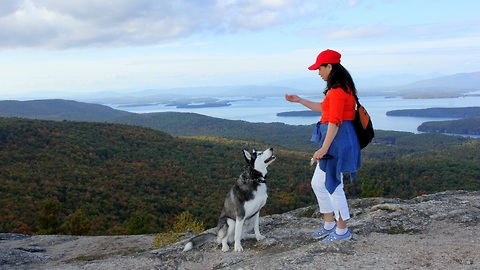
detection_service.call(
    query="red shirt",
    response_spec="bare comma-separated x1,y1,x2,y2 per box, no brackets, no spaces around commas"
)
320,87,356,125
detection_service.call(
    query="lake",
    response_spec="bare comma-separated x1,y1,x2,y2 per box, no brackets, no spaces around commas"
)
108,95,480,135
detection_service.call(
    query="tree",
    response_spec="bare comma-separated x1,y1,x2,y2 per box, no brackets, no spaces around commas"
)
66,209,92,235
36,197,64,234
126,210,154,235
360,175,384,198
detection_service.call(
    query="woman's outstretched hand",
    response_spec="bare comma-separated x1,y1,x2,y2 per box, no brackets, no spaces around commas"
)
285,94,301,103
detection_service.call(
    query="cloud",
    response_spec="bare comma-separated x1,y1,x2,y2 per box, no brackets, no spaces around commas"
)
326,25,388,40
301,18,480,43
0,0,19,17
227,0,321,31
0,0,320,49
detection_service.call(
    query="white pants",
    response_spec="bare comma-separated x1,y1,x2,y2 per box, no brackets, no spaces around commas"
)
311,165,350,221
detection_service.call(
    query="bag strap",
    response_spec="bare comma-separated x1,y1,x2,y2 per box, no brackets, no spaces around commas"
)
353,93,362,108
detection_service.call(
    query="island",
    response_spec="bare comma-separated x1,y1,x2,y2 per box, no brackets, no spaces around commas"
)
166,100,231,108
277,110,321,117
418,118,480,136
386,107,480,135
386,107,480,118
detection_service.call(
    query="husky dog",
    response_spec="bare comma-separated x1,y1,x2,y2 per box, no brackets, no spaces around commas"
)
183,148,276,252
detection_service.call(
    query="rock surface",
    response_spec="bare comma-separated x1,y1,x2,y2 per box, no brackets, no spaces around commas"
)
1,190,479,270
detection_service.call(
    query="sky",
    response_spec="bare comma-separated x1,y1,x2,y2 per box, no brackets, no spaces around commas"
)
0,0,479,98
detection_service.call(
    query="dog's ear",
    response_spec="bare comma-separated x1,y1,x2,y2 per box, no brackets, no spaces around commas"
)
243,149,251,162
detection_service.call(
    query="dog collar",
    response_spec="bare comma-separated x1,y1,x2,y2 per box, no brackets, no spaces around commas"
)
243,166,267,183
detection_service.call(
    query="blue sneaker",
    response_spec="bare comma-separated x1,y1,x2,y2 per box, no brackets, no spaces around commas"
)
322,228,352,242
311,225,336,239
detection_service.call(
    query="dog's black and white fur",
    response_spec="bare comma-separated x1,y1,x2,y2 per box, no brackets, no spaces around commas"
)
183,148,276,252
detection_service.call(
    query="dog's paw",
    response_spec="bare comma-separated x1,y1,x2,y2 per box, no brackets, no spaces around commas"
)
256,235,266,241
234,244,244,252
221,245,229,252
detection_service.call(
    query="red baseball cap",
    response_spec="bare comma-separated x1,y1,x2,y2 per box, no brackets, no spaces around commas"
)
308,49,341,70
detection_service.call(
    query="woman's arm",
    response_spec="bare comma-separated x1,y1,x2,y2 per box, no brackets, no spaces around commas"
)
285,94,323,113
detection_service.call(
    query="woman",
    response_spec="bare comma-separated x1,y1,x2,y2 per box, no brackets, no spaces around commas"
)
285,49,360,242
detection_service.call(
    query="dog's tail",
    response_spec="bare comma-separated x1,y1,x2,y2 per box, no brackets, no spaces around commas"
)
183,232,217,252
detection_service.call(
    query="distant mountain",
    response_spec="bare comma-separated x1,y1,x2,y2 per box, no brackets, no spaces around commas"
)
403,72,480,90
0,99,132,121
355,73,444,89
2,71,479,103
266,71,480,97
5,72,476,106
221,85,300,97
374,72,480,97
88,71,479,103
266,73,444,93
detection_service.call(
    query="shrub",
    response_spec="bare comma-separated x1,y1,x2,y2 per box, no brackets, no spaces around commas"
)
152,211,205,248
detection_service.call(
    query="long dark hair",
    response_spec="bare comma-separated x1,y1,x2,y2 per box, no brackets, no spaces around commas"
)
322,63,357,96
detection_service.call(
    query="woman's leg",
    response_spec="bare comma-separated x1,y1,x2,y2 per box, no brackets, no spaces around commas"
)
310,165,336,238
311,165,333,216
322,175,352,241
329,174,350,228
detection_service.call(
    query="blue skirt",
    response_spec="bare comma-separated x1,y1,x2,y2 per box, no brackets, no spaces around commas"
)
311,121,361,194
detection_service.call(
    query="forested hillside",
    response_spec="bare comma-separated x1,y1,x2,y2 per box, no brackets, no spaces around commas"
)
1,117,479,236
0,118,314,235
112,111,318,152
418,118,480,135
0,99,132,121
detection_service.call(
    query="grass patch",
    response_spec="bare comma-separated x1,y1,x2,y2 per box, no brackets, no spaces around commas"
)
387,226,420,235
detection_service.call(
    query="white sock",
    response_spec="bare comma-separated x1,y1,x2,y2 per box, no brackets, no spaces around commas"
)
324,221,336,230
336,227,348,235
